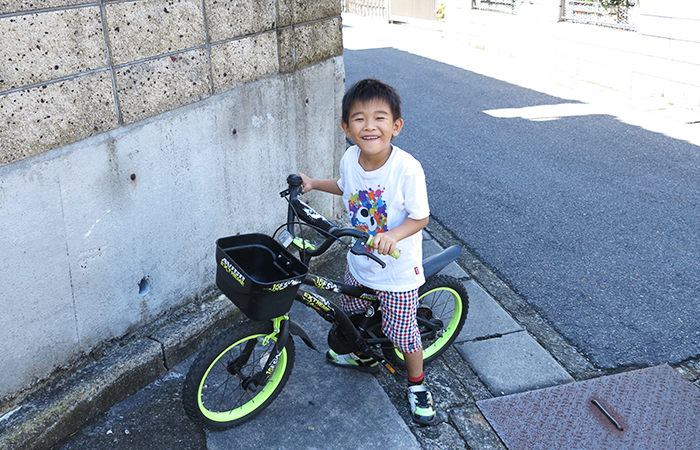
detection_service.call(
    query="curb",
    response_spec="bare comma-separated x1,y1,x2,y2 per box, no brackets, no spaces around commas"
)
0,295,242,450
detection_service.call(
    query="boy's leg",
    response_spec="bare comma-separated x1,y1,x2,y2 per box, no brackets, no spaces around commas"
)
379,290,437,425
404,349,423,380
326,267,380,373
338,267,372,314
404,348,435,425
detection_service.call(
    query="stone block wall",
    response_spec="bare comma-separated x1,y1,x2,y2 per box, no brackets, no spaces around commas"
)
0,0,346,404
0,0,343,165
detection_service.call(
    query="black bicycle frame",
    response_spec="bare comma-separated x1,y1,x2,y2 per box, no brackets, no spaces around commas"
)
294,273,441,350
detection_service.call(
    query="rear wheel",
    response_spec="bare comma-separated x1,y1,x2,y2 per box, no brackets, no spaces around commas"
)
387,275,468,365
182,321,295,430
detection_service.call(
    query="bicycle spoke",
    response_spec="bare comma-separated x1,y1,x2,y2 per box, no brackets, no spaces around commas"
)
184,323,295,429
203,339,276,413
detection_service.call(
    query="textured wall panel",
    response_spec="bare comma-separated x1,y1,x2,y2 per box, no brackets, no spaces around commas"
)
105,0,205,65
205,0,275,43
0,72,118,164
210,31,279,93
0,7,107,90
115,48,210,124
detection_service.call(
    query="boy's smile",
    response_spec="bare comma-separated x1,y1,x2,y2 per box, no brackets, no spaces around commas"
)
342,98,404,171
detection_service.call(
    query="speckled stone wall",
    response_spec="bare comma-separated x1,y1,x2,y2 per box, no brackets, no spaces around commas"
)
0,0,343,166
0,0,346,408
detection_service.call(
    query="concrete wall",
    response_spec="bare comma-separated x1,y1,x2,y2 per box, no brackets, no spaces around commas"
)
446,0,700,109
0,0,346,402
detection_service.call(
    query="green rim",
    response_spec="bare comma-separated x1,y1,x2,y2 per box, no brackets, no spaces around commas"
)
394,286,463,360
197,334,288,423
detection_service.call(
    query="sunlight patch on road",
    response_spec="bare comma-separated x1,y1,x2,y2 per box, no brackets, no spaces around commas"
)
483,103,604,121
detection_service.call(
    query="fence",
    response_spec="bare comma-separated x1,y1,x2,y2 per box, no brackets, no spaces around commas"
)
472,0,638,29
473,0,517,14
562,0,638,30
344,0,388,19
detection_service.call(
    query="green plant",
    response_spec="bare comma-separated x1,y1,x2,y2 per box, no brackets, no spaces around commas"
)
435,3,445,20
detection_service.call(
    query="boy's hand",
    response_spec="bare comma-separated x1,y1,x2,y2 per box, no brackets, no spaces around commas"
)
369,232,398,257
299,173,312,194
297,173,342,196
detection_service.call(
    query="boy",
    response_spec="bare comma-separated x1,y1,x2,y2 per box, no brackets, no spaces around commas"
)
299,78,435,425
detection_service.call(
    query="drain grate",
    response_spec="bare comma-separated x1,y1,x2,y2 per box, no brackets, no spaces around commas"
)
477,365,700,449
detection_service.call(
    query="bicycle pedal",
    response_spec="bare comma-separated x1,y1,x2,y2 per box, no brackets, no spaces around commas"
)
381,360,397,374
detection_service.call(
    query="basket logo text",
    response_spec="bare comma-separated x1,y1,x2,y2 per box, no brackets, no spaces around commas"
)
220,258,245,286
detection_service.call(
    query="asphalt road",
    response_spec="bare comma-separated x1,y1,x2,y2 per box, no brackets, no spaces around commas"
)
344,45,700,369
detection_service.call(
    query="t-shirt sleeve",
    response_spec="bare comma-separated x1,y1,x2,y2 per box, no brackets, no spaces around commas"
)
336,147,350,194
403,161,430,220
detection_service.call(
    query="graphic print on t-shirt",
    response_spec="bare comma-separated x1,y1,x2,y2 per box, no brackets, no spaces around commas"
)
348,186,388,235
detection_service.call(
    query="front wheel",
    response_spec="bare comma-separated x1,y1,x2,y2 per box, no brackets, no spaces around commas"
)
182,321,295,430
388,274,468,365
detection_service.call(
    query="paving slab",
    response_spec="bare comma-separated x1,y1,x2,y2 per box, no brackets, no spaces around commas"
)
205,301,420,450
458,279,524,342
456,331,574,396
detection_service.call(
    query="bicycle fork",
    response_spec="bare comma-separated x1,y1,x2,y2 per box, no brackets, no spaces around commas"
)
230,316,291,392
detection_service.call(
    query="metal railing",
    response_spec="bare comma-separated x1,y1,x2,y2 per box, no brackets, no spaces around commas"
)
562,0,638,30
343,0,388,20
472,0,639,30
473,0,517,14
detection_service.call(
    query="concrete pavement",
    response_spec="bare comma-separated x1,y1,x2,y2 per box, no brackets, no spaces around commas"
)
5,13,700,450
43,220,576,450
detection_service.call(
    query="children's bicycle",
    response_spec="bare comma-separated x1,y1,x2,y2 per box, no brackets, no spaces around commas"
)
181,174,469,430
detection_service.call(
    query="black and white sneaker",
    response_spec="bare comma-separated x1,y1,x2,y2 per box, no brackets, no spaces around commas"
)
407,382,437,425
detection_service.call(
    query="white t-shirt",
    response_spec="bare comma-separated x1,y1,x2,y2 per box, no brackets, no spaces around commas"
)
337,145,430,292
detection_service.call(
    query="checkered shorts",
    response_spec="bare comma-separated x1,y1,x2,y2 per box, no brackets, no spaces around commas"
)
340,268,422,354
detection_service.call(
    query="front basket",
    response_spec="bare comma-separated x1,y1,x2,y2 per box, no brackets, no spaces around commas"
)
215,233,308,321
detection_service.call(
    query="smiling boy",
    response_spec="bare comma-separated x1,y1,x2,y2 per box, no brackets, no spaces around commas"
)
299,79,435,425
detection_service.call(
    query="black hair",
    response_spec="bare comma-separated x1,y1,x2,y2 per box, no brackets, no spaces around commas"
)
341,79,402,124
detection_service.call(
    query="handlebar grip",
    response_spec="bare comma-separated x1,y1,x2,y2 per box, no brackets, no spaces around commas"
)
287,173,303,188
365,235,401,259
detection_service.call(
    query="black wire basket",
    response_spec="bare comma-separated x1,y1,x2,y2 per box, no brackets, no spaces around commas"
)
216,233,308,321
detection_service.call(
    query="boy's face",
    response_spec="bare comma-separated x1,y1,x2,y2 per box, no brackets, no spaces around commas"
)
341,98,404,164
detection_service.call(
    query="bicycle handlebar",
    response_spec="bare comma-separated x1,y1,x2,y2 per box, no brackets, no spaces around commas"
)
281,174,386,268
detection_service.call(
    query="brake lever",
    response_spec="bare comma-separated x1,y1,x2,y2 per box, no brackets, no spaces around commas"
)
350,239,386,269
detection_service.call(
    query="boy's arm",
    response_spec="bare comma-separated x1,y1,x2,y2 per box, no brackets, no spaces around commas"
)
299,173,342,195
371,217,429,256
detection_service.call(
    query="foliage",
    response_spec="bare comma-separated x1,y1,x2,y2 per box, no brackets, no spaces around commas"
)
435,3,445,20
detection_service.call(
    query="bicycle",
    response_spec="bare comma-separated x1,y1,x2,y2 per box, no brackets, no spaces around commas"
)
182,174,469,430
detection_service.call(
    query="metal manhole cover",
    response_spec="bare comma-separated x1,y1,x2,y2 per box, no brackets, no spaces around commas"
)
477,365,700,449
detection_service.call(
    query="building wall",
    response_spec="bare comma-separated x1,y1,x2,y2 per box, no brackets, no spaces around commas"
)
0,0,346,402
446,0,700,109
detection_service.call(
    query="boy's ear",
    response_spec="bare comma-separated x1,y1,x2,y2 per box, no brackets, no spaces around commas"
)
392,118,404,136
341,121,350,135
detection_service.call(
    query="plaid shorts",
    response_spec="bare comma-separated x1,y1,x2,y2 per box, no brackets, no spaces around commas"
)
340,268,422,354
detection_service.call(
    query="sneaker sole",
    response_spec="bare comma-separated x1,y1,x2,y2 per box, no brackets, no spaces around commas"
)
412,412,437,426
326,354,381,374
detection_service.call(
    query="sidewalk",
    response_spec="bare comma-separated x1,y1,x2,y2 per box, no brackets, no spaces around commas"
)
46,222,576,450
